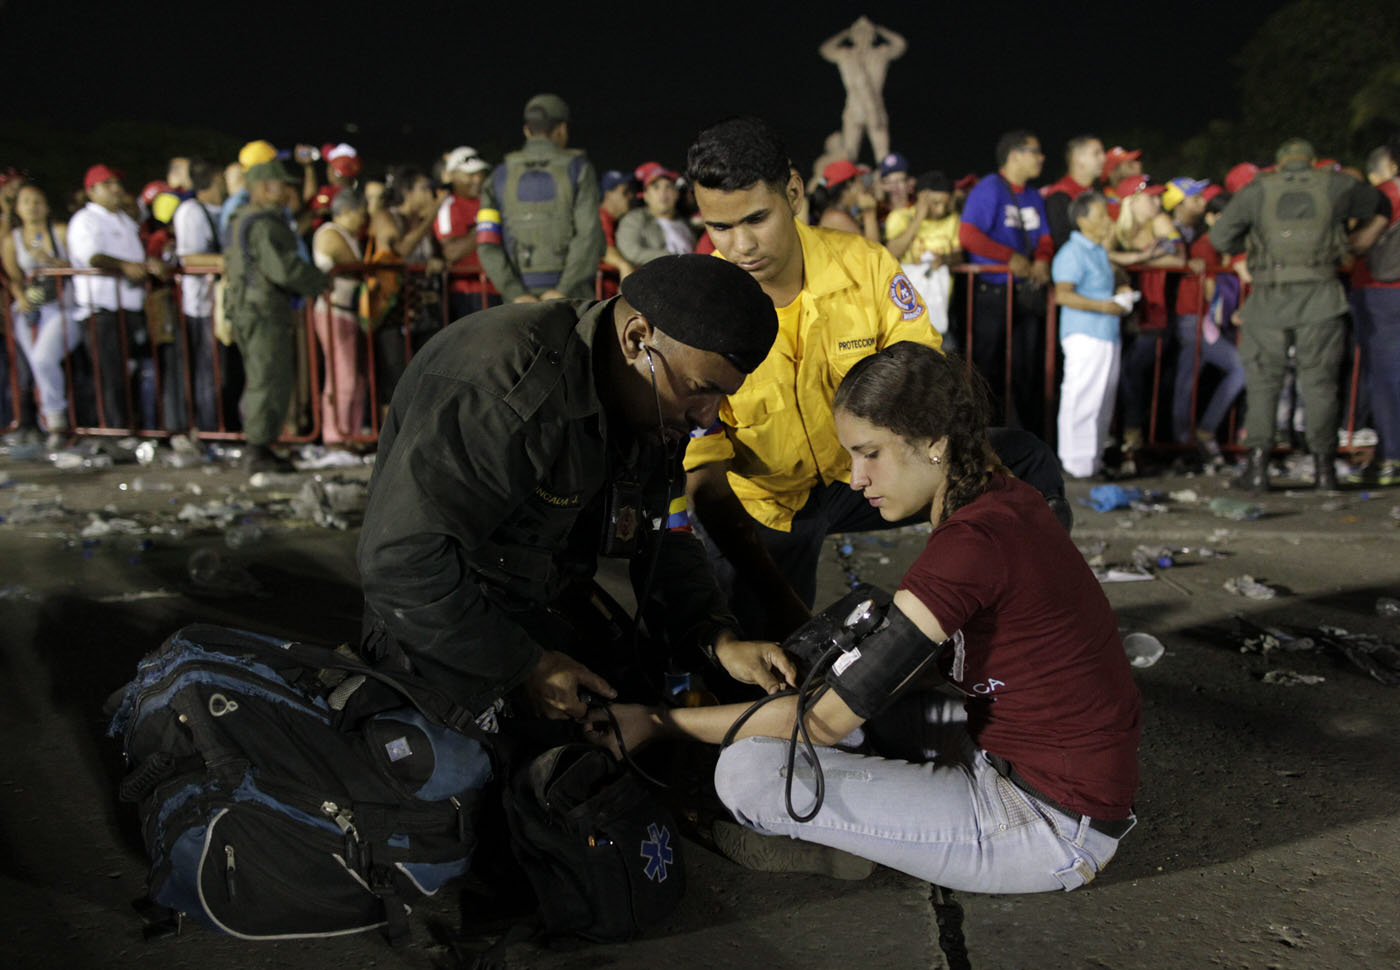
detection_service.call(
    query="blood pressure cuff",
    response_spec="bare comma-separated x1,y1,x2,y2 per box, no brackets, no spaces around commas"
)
824,603,942,722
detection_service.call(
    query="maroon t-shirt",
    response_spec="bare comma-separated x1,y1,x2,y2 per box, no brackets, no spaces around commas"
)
899,474,1141,819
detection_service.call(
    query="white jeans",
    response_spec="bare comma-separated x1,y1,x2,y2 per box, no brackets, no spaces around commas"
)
1057,333,1121,478
714,694,1132,894
11,301,84,424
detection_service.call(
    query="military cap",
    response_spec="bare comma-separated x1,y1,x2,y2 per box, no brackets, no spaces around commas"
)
524,93,571,127
1275,138,1316,165
621,254,777,374
245,160,300,186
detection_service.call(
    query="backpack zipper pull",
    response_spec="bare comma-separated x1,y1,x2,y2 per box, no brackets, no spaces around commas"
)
451,796,465,842
322,801,362,871
223,844,237,900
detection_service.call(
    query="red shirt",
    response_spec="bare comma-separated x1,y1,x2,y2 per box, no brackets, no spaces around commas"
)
1039,174,1092,201
435,193,484,294
600,205,620,248
899,475,1141,819
1175,234,1221,316
1352,179,1400,290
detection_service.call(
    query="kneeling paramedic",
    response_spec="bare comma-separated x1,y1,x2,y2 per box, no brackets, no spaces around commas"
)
358,254,797,731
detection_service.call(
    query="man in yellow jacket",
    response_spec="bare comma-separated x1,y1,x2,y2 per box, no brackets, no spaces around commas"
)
684,117,1066,640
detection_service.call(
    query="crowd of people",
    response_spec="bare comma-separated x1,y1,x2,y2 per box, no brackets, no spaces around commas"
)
2,97,1398,486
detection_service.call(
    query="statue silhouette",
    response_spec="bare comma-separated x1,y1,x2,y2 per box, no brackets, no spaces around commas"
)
820,16,906,163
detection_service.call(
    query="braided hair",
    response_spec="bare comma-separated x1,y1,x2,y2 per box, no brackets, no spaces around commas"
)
833,342,996,524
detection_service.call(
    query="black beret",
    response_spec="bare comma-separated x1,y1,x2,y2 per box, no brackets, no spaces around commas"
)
620,254,777,374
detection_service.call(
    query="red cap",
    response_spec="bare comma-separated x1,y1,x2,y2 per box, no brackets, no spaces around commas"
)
0,167,24,187
1224,162,1259,194
1114,175,1164,199
84,164,124,192
325,143,361,178
954,173,979,192
140,180,171,207
822,159,866,188
1102,146,1142,181
634,161,679,189
1201,184,1224,203
1314,157,1341,171
329,155,361,178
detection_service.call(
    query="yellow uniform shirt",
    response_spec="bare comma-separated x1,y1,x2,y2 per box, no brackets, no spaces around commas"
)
684,219,942,530
884,209,961,263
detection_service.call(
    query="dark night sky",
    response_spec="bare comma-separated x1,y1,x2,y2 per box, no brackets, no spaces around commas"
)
5,0,1293,182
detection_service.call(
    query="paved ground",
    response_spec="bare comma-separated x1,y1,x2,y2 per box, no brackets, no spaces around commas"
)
1,447,1398,969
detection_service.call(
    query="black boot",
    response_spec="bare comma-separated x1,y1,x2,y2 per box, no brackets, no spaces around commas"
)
1314,452,1338,491
1233,446,1270,493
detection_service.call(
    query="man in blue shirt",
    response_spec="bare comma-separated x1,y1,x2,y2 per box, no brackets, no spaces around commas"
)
1052,193,1136,478
957,130,1055,434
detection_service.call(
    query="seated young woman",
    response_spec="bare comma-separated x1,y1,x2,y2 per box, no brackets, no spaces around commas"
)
592,341,1140,893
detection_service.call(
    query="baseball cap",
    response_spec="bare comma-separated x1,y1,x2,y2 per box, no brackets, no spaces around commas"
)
635,161,679,188
1201,184,1224,203
325,143,361,178
84,164,124,192
245,160,299,186
1102,146,1142,181
1224,162,1260,194
822,159,867,189
600,170,630,194
238,140,278,170
524,93,570,127
444,146,490,176
1161,176,1209,211
878,152,911,178
1114,175,1164,199
139,180,171,207
954,173,980,192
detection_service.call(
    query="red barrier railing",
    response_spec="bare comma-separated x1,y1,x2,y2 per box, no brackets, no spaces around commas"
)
0,260,1376,457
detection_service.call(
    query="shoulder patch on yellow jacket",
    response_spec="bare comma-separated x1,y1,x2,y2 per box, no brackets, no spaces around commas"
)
888,272,925,320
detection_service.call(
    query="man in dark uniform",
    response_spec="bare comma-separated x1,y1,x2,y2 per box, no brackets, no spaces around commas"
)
476,93,605,304
358,255,792,725
223,160,328,472
1210,138,1390,492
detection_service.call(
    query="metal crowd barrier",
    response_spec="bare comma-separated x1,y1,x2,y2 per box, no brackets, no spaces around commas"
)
947,262,1370,456
0,260,1378,457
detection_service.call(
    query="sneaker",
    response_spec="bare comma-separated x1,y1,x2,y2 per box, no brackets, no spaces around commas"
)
710,820,876,880
1379,461,1400,487
1195,432,1224,466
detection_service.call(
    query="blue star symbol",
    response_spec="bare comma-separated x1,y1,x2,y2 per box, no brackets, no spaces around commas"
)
640,822,673,883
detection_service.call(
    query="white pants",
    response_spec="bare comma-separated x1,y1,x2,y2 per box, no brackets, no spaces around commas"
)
1057,333,1121,478
902,262,951,335
11,301,84,426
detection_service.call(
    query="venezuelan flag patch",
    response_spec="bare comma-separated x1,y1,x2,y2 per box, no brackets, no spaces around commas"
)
476,207,503,245
665,495,692,533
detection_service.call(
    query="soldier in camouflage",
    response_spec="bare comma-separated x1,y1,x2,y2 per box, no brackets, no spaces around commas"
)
223,161,329,472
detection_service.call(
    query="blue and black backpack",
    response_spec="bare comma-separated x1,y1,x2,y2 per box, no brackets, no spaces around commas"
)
105,624,494,944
